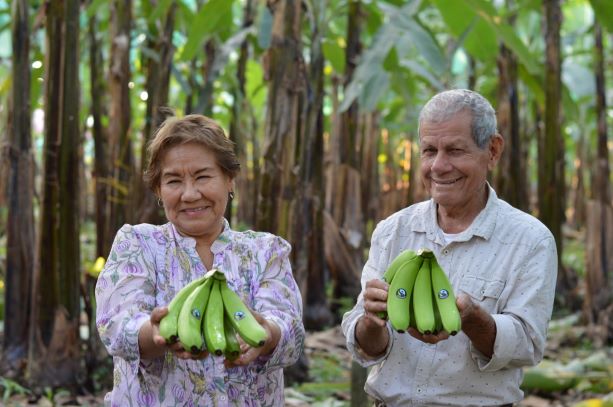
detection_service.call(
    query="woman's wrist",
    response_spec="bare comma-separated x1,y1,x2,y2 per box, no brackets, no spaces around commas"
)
262,319,281,356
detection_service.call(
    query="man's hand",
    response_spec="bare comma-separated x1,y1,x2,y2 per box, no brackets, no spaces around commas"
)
407,327,450,344
455,293,496,358
354,279,391,358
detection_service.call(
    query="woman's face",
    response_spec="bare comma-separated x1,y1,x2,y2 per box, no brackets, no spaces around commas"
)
158,142,233,244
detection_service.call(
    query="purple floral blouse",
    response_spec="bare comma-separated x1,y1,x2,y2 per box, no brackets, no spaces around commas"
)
95,220,305,407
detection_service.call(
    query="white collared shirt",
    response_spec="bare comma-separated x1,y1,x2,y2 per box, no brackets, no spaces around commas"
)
341,186,557,406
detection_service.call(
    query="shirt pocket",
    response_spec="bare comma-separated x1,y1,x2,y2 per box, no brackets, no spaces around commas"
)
458,275,505,312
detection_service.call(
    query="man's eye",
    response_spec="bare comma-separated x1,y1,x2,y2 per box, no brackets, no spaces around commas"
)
167,179,180,184
197,175,211,180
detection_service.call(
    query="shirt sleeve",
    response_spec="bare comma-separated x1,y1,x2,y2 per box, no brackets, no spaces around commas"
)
252,236,305,373
341,223,395,367
472,235,558,371
95,224,158,377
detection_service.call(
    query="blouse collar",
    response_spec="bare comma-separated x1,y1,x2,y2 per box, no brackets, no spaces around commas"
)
167,218,233,253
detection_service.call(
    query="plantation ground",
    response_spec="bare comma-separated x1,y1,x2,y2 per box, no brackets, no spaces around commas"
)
1,321,611,406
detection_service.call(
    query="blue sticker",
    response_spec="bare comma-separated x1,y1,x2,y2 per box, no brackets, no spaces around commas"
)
438,289,449,299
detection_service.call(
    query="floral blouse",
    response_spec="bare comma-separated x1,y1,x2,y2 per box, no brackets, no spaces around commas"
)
95,220,305,407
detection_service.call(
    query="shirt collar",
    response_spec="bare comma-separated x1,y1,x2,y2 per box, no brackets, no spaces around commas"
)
413,183,499,243
167,218,233,252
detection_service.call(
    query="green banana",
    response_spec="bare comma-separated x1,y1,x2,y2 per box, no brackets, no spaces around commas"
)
223,314,241,361
378,249,419,320
433,298,443,334
412,257,436,334
177,278,214,353
430,258,462,335
159,274,209,343
219,282,268,348
386,255,424,332
209,268,227,282
203,279,227,356
382,249,419,283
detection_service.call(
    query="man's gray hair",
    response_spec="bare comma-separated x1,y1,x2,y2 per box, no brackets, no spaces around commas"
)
418,89,498,148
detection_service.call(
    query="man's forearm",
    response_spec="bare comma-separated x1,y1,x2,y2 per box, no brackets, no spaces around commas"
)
355,316,390,358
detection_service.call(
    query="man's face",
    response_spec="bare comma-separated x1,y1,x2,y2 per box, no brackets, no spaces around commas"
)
419,111,501,214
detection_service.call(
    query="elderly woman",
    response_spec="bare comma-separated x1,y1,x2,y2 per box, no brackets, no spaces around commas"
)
96,114,304,406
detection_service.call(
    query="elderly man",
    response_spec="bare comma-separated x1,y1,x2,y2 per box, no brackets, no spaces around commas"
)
342,89,557,406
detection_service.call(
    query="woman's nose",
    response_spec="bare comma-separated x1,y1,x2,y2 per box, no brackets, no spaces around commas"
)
181,181,201,201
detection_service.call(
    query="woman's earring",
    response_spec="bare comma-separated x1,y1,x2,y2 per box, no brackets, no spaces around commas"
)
229,191,235,200
157,198,163,207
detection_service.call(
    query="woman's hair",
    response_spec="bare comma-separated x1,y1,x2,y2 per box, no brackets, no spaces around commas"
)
143,114,240,191
418,89,498,148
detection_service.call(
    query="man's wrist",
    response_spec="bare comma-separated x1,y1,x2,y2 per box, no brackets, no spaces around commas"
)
355,315,389,358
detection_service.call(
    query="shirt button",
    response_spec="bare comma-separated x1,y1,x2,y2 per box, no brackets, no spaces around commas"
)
220,395,227,401
417,388,422,393
443,249,449,255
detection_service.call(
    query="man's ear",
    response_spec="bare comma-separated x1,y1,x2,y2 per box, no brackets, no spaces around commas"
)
487,134,504,170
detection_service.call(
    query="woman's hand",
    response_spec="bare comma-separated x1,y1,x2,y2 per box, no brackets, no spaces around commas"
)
141,306,210,360
224,310,280,368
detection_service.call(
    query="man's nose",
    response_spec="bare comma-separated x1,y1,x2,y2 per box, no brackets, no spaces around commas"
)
431,152,450,172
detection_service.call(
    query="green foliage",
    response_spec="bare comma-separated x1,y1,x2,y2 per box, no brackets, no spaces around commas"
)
293,350,350,402
0,377,31,402
180,0,235,61
590,0,613,32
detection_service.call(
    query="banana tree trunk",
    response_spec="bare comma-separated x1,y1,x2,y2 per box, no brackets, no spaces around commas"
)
228,0,255,226
256,0,302,237
495,41,527,211
593,23,611,205
294,0,333,331
107,0,134,248
326,0,363,307
584,22,612,344
28,0,82,389
138,1,176,225
3,0,34,375
88,6,110,257
540,0,572,303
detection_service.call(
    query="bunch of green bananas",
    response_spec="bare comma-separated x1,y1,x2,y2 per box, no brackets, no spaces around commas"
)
158,269,268,359
382,249,462,335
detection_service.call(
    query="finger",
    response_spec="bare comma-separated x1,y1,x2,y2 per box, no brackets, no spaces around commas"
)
364,287,388,304
250,309,265,324
366,279,389,291
455,292,472,311
232,347,259,366
362,311,387,328
363,298,387,314
150,307,169,323
153,334,167,347
456,293,478,320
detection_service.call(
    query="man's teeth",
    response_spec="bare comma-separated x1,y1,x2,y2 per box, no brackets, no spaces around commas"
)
435,179,458,184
